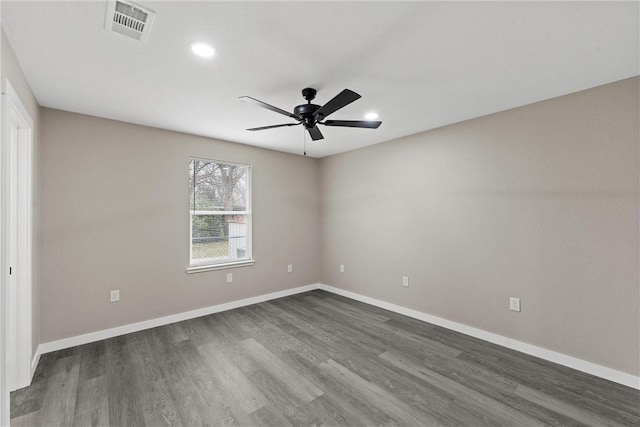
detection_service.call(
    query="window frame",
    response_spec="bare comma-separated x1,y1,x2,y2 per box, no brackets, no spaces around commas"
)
186,156,254,273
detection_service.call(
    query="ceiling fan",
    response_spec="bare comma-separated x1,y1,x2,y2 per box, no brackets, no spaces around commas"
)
239,88,381,141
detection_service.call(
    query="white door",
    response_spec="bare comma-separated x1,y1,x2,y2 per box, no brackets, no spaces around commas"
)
1,80,34,398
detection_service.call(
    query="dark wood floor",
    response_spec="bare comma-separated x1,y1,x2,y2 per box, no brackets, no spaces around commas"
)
10,290,640,426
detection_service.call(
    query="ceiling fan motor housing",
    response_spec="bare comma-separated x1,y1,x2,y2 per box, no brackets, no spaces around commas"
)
293,103,321,128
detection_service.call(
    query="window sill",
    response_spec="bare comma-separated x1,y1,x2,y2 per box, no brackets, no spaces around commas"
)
186,259,255,274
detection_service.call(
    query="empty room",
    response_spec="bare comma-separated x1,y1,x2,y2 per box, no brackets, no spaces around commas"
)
1,1,638,426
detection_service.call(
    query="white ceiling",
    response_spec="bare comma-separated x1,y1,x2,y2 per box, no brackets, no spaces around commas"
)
2,1,638,158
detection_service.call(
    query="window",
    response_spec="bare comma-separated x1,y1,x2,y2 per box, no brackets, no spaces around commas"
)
188,158,253,272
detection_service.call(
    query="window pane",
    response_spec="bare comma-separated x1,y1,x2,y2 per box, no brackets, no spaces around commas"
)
191,214,248,264
190,160,248,211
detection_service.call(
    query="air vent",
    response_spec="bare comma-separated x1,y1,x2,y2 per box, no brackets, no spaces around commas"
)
105,0,155,44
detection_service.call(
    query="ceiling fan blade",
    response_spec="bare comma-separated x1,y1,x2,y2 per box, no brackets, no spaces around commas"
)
322,120,382,129
239,96,296,118
247,123,300,131
307,125,324,141
313,89,361,120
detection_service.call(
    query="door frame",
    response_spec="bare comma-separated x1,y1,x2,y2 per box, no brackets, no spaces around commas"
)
1,78,34,399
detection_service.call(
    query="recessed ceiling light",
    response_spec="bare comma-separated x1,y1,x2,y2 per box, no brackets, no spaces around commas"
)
365,112,379,120
190,42,214,58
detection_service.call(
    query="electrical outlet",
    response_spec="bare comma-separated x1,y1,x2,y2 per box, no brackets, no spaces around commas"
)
402,276,409,287
340,264,345,273
510,297,521,312
227,273,233,283
110,290,120,303
287,264,293,273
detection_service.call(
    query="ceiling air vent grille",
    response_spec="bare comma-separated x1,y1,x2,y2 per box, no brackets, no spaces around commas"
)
105,0,156,44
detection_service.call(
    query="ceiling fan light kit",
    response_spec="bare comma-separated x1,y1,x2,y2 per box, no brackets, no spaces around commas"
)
239,87,382,144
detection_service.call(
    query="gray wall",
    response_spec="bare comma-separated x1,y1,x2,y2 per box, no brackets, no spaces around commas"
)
320,77,640,376
1,28,41,359
40,109,320,342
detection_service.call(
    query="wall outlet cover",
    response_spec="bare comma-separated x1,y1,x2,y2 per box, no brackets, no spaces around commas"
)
110,290,120,303
510,297,521,312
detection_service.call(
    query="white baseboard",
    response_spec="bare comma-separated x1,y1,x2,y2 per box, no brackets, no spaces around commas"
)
30,346,41,381
317,284,640,390
39,283,319,355
36,282,639,391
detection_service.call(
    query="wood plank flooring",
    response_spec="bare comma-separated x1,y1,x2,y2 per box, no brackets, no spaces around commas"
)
10,290,640,426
